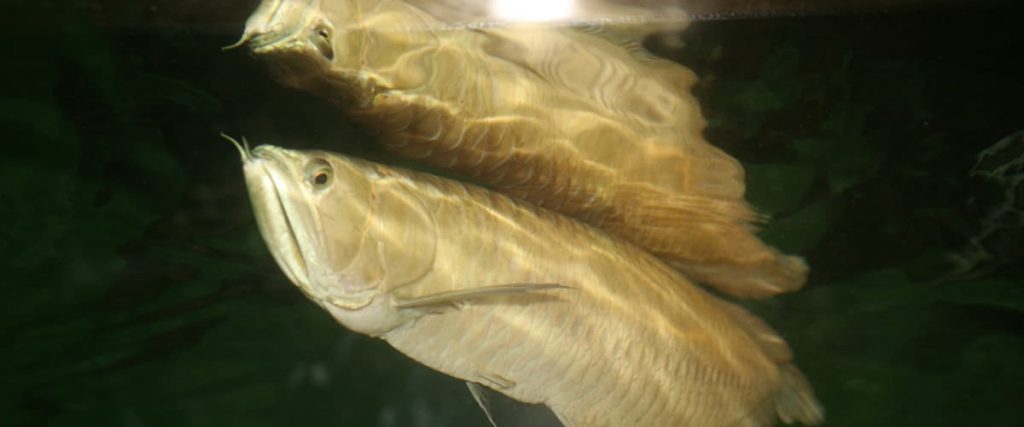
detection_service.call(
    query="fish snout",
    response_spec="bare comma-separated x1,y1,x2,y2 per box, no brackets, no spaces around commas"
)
251,144,293,162
232,0,334,60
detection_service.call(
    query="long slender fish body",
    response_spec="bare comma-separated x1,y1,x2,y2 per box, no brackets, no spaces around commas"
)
235,142,823,426
232,0,808,299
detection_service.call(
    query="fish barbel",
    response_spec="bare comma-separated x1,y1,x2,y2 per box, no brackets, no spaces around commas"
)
231,138,823,426
230,0,808,299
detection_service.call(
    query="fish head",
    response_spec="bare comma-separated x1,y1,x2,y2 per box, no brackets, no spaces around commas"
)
232,140,380,311
229,0,351,86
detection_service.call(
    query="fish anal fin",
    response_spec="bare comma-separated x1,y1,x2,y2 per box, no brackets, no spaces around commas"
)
553,410,579,427
717,300,793,363
393,283,567,310
775,364,825,425
719,302,825,425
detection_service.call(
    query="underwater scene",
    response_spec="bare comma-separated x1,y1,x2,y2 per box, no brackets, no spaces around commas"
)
2,0,1021,426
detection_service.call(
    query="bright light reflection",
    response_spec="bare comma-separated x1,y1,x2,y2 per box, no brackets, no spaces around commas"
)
491,0,576,23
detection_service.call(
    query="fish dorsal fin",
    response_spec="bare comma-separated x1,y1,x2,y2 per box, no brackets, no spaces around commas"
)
613,183,760,226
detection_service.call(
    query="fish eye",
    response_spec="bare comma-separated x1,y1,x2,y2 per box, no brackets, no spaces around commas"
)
311,24,334,61
306,159,334,190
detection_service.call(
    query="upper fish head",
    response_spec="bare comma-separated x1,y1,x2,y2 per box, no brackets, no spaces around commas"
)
231,140,380,311
229,0,348,85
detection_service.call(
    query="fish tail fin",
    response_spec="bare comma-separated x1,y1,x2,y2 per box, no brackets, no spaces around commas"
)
775,364,825,425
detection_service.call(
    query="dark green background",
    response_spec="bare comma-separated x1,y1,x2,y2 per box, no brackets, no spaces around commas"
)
2,1,1022,426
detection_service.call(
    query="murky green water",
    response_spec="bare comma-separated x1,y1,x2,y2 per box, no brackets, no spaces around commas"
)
2,1,1021,426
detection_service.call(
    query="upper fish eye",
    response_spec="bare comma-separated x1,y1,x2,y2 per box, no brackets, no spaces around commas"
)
306,159,333,189
316,27,330,40
311,24,334,60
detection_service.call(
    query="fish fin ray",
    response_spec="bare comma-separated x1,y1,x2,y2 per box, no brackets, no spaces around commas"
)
553,410,579,427
718,301,824,425
612,184,761,226
393,283,566,309
717,300,793,362
775,364,825,425
607,184,809,299
670,254,808,299
466,382,498,427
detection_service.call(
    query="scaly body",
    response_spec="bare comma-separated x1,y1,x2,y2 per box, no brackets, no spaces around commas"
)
236,142,823,426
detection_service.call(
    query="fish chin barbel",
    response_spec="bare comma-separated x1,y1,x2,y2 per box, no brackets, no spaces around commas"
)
230,0,809,299
228,137,823,426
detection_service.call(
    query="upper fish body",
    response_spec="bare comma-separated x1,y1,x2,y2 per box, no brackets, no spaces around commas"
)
232,0,809,299
237,142,823,426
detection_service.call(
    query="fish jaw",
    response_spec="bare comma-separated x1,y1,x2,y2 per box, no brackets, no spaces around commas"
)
242,150,312,293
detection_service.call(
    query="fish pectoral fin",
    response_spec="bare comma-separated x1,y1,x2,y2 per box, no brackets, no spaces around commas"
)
393,283,567,310
466,382,498,427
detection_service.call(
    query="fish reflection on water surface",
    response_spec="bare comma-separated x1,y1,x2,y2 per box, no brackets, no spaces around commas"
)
230,138,823,426
230,0,809,300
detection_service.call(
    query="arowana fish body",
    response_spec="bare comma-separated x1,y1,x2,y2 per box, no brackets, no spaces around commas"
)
234,140,823,426
231,0,808,299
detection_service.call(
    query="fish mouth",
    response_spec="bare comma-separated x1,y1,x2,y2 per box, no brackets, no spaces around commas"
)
242,144,313,292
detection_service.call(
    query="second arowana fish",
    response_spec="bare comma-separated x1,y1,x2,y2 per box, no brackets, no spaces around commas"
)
229,0,809,299
232,139,823,426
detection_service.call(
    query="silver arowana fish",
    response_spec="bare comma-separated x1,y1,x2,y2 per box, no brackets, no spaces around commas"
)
230,0,809,299
232,139,824,426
